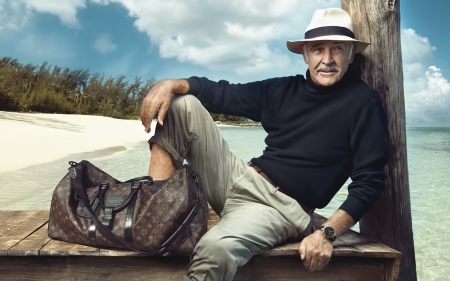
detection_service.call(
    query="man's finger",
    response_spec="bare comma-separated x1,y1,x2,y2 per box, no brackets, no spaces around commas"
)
157,101,169,126
302,252,311,269
144,107,156,133
298,241,306,260
316,259,323,271
323,254,332,268
145,118,152,133
140,105,148,126
308,257,318,272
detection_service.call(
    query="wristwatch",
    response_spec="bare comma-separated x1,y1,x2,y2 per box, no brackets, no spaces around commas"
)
320,225,337,242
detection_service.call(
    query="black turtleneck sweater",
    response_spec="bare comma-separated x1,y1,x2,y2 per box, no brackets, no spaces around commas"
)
186,70,389,222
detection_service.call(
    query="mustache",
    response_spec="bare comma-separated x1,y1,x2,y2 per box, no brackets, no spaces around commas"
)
315,65,339,74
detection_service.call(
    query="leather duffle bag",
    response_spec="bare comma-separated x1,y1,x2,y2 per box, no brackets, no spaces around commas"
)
48,160,208,255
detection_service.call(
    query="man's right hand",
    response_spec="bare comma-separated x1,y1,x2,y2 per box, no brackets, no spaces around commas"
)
140,79,189,133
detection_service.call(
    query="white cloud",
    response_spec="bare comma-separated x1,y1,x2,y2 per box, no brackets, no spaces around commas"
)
0,0,86,30
96,0,339,77
89,0,109,5
1,0,338,79
401,29,450,127
0,0,33,31
93,33,117,54
405,66,450,127
401,28,436,64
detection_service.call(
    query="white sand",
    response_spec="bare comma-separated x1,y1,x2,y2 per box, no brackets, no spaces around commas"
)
0,111,156,173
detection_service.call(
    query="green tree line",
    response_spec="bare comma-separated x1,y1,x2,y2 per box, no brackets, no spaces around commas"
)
0,57,156,118
0,57,246,122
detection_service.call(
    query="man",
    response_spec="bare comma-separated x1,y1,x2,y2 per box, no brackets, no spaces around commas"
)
140,8,388,281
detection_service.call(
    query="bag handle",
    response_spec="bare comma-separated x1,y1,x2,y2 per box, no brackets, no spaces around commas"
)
69,161,202,255
125,176,154,183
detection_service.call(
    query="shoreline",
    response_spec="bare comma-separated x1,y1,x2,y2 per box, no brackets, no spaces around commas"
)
215,121,262,127
0,111,156,173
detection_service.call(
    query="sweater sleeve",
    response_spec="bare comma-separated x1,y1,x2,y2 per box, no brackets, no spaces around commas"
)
339,96,389,222
186,76,265,122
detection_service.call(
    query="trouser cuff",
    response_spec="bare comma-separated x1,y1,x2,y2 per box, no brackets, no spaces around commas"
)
148,134,185,168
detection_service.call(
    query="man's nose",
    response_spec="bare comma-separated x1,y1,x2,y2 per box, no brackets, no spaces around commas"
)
321,49,334,65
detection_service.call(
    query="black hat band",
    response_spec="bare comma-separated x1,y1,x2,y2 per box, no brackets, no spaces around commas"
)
305,26,355,39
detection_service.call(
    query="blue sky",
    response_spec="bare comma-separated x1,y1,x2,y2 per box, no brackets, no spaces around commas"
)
0,0,449,127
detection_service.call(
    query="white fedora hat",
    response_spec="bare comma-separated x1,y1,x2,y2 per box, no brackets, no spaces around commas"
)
286,8,370,54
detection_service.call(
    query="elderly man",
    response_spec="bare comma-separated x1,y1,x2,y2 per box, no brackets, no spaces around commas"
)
140,8,388,281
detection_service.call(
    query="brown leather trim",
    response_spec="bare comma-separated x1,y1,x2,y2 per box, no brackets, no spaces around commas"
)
249,163,315,214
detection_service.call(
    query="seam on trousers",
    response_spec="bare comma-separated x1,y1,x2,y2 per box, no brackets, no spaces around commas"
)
243,167,311,237
193,131,227,213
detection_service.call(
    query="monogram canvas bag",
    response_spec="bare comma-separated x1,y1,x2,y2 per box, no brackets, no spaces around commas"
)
48,160,208,255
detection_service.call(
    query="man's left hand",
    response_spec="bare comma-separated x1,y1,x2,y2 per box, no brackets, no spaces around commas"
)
298,230,333,272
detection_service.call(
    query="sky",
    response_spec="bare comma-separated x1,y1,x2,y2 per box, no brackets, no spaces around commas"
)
0,0,449,127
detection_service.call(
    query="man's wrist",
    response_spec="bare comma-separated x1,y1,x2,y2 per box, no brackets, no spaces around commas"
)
163,79,189,95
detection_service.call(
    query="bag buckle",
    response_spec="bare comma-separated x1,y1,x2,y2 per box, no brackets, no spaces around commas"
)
69,167,77,179
102,208,114,229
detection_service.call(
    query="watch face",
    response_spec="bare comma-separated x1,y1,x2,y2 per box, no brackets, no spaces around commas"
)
323,226,335,238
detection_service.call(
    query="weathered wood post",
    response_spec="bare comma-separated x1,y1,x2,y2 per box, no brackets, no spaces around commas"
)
341,0,417,280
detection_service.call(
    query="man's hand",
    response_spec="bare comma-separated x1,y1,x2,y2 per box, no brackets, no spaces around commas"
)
298,230,333,272
140,79,189,133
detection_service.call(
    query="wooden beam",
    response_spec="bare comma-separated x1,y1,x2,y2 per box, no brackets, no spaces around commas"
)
340,1,417,280
0,256,397,280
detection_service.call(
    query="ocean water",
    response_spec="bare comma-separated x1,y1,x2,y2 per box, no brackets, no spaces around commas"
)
0,126,449,280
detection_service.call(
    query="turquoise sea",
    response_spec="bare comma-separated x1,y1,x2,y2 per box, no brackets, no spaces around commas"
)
0,126,449,280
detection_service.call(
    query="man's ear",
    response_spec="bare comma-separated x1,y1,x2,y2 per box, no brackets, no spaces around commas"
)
299,44,309,64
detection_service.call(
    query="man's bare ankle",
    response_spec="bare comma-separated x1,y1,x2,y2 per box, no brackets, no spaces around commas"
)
148,144,176,180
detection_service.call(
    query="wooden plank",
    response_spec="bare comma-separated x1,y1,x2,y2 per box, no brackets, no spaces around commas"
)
40,239,101,256
0,210,20,221
100,248,143,257
68,243,100,256
257,211,399,258
0,255,390,280
8,223,51,256
0,210,38,236
236,256,386,281
265,234,365,257
40,239,79,256
338,231,401,259
0,210,49,255
0,256,189,280
0,210,399,280
2,210,400,259
385,258,401,281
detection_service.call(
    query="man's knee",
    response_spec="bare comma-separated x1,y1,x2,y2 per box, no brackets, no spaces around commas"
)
169,95,204,117
195,233,227,257
194,231,250,265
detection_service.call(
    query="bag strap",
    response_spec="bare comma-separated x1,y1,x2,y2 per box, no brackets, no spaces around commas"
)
124,176,154,183
69,161,202,255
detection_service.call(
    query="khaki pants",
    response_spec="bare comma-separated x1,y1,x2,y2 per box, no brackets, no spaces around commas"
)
149,95,314,281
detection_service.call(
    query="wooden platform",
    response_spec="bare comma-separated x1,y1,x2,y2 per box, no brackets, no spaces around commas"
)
0,210,401,280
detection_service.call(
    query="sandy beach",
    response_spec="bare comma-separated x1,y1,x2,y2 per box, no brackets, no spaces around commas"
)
0,111,239,174
0,111,157,173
